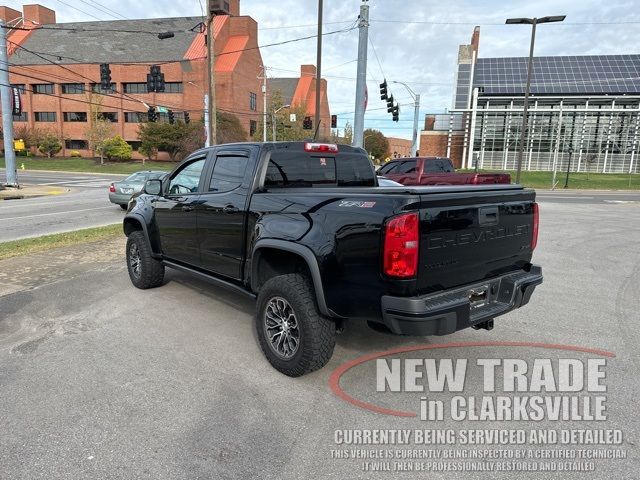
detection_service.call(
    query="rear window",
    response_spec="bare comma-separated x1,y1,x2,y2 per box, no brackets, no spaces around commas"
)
126,172,151,182
265,152,375,188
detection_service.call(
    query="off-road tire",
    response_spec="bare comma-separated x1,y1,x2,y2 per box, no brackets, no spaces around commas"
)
256,273,336,377
126,231,164,289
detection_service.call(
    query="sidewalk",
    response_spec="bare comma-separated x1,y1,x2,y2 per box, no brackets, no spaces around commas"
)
0,184,69,200
0,235,125,297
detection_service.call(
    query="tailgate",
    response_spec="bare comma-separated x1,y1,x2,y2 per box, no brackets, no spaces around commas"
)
417,187,536,293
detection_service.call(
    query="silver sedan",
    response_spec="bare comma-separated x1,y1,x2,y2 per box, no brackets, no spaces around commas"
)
108,171,167,209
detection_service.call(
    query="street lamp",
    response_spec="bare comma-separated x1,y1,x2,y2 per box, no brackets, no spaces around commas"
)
188,81,210,147
391,81,421,157
506,15,566,184
564,145,574,189
272,104,291,141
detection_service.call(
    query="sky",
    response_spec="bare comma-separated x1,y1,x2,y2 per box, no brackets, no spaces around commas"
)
6,0,640,139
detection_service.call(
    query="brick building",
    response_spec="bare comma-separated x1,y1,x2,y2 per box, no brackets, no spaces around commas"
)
268,65,331,139
2,2,266,159
386,137,412,158
419,115,465,168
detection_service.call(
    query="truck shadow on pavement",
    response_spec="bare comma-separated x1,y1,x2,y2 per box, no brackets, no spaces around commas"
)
162,268,441,358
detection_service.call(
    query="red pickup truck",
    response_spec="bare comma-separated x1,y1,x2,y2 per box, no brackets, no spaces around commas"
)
377,157,511,186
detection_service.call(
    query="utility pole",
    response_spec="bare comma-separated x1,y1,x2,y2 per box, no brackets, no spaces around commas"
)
411,94,420,156
261,67,268,141
206,13,217,146
352,0,369,148
0,21,17,186
204,94,210,147
314,0,323,136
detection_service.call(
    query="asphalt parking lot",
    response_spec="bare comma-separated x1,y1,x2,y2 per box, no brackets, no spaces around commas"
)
0,198,639,479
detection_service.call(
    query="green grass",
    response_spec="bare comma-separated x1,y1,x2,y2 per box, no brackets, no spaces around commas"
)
0,157,175,174
0,224,121,261
461,170,640,190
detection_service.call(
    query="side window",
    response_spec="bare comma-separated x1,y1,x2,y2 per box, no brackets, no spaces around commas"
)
209,155,248,193
168,158,206,195
397,161,417,174
424,159,455,173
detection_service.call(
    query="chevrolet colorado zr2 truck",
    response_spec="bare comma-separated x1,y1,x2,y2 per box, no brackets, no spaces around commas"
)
123,142,542,377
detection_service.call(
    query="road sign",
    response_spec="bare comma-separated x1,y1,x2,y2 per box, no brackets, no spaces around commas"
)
156,106,168,114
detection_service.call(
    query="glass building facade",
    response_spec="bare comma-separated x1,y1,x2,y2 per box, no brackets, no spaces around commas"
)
447,48,640,173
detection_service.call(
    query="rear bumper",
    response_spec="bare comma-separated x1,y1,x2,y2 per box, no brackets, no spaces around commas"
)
109,192,132,205
380,265,543,336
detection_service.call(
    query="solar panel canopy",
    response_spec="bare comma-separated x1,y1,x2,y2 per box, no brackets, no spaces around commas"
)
473,55,640,95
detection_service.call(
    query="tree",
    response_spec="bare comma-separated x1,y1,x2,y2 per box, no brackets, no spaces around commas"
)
343,121,353,145
37,133,63,158
86,119,114,165
84,91,114,165
250,90,310,142
13,125,47,151
216,111,247,144
138,120,206,162
102,135,133,161
363,128,390,161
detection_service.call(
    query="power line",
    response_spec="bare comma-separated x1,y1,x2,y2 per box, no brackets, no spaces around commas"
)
368,34,386,80
260,20,354,30
370,19,640,26
75,0,126,21
178,21,359,63
3,24,180,35
82,0,129,20
6,61,193,114
267,65,451,87
9,41,159,107
54,0,104,22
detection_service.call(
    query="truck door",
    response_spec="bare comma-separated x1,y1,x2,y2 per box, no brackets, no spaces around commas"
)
197,148,254,279
154,156,207,265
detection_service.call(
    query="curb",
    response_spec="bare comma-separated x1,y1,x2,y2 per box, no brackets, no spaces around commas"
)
11,169,129,177
0,185,68,200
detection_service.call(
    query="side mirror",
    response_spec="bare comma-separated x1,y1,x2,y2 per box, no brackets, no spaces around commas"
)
144,179,162,195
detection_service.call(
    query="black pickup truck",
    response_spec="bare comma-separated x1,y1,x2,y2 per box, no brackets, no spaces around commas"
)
123,142,542,376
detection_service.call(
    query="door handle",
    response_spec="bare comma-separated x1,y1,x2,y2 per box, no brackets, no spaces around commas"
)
223,204,239,214
182,205,194,212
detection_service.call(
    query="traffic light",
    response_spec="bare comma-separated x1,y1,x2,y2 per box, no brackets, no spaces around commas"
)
147,106,157,122
168,110,175,124
392,105,399,122
156,72,165,93
184,112,190,124
147,65,165,93
146,73,155,93
99,63,111,90
379,80,388,101
330,114,337,128
303,116,313,130
386,94,394,113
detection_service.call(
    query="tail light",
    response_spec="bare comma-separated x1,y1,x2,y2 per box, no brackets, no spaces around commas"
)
531,202,539,251
109,183,116,193
383,212,419,278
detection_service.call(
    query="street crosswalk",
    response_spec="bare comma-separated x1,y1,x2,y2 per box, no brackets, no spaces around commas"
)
37,178,114,188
